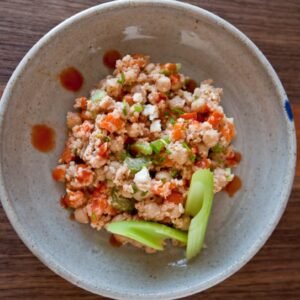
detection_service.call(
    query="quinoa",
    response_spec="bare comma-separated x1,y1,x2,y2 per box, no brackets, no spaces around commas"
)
53,54,240,251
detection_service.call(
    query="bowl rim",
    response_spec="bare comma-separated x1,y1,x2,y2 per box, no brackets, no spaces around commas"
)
0,0,296,299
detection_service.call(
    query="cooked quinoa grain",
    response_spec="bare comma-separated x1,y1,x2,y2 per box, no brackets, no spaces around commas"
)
53,54,240,251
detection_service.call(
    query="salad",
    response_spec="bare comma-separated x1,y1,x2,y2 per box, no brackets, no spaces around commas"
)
52,54,240,259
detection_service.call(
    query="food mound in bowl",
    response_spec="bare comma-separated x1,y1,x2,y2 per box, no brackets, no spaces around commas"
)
52,54,240,259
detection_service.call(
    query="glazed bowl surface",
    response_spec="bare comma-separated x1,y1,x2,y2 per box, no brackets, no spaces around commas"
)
0,0,296,299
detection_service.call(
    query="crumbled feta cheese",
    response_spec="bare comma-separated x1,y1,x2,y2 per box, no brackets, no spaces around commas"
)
142,104,159,120
167,142,189,165
134,167,151,192
133,92,144,103
169,95,185,109
150,120,162,132
156,76,171,93
191,97,206,112
203,129,219,148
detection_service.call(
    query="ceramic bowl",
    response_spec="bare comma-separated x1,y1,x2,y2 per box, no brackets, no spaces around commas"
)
0,0,296,299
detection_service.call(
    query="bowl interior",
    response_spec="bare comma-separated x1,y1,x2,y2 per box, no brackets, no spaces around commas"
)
0,1,295,299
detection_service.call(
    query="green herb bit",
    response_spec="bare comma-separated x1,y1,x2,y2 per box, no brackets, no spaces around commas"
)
172,107,185,116
141,191,148,197
120,151,130,161
170,169,179,178
103,136,111,142
181,141,191,150
162,136,171,144
152,155,166,165
133,104,143,113
91,212,97,222
160,70,170,76
166,148,172,155
211,143,224,154
122,100,128,116
176,63,182,72
189,154,196,163
132,183,138,193
117,72,126,85
169,117,176,125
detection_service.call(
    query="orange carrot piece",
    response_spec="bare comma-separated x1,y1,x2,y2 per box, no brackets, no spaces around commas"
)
171,123,185,141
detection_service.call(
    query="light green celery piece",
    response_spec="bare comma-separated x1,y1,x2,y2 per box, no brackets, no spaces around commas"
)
91,89,106,103
107,221,188,250
185,169,214,260
131,141,153,156
185,169,212,216
150,139,165,154
133,104,143,113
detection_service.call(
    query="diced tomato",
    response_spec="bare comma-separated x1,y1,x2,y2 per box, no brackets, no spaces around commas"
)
76,165,93,185
170,74,181,90
208,111,224,128
166,192,184,204
196,158,211,169
92,183,108,196
52,165,66,182
226,151,242,166
98,142,109,158
181,112,198,120
185,79,197,93
157,92,168,102
91,194,117,216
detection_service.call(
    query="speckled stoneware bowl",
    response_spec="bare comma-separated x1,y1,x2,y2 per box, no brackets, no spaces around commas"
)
0,0,296,299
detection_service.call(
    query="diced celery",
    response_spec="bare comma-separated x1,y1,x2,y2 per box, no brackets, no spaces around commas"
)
111,190,135,212
150,139,165,154
133,104,143,113
185,169,214,260
131,141,153,156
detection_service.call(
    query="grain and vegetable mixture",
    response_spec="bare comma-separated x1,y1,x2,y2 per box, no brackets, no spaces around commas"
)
52,54,240,257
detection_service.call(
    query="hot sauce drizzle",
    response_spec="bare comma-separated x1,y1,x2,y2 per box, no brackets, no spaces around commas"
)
224,175,242,197
31,124,55,152
59,67,84,92
103,50,121,69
